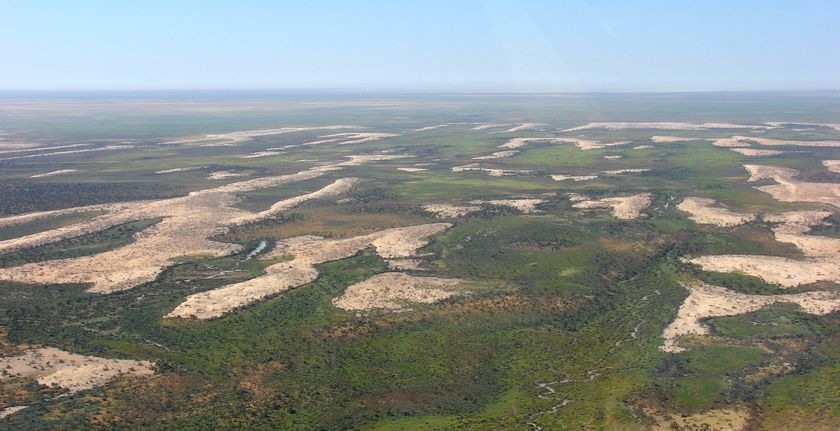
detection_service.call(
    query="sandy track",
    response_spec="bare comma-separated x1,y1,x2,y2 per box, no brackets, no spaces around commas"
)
166,223,451,319
573,193,651,220
563,122,770,132
0,156,404,293
660,282,840,352
677,197,755,227
0,143,91,155
0,347,154,393
744,164,840,208
332,272,465,311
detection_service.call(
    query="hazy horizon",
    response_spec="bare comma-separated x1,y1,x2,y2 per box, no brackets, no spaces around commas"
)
3,1,839,92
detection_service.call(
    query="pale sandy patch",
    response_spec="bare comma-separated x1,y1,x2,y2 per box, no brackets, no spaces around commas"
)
423,204,481,218
155,166,205,174
414,124,449,132
166,223,451,319
451,164,531,177
573,193,652,220
499,123,546,133
471,123,510,130
730,148,783,156
160,125,361,146
207,171,244,180
0,143,91,155
765,121,840,131
603,155,622,160
386,259,425,270
474,199,546,213
564,122,770,132
241,151,282,159
712,138,752,148
650,135,700,143
744,164,840,208
550,175,598,182
684,209,840,287
0,145,133,162
642,404,751,430
660,281,840,352
0,156,404,293
683,255,840,287
677,197,755,227
30,169,78,178
732,135,840,148
823,160,840,173
397,167,428,172
231,178,358,224
0,347,154,393
473,150,519,160
601,168,649,174
567,193,589,202
764,210,840,258
633,145,653,150
332,272,464,311
0,406,29,418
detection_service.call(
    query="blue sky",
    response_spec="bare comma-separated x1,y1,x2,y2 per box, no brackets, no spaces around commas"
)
2,1,838,91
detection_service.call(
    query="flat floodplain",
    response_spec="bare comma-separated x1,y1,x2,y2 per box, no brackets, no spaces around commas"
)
0,92,839,430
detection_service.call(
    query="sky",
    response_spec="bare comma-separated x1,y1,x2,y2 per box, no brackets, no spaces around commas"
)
2,0,839,92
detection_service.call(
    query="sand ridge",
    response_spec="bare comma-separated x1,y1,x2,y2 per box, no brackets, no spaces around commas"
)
332,272,465,311
677,197,755,227
563,122,771,132
0,347,154,393
30,169,79,178
166,223,452,319
573,193,652,219
660,282,840,352
0,156,405,293
730,148,783,156
160,126,361,146
683,210,840,287
744,164,840,208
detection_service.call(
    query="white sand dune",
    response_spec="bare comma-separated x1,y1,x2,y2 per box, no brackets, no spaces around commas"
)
677,197,755,227
30,169,78,178
564,122,770,132
0,347,154,393
333,272,465,311
660,282,840,352
167,223,451,319
0,156,405,293
573,193,652,220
